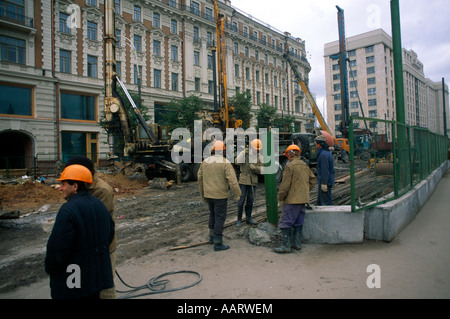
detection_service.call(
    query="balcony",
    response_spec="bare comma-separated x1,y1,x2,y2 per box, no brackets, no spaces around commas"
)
0,7,35,33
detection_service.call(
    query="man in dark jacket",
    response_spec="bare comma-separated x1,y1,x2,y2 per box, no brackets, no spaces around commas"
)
315,135,335,206
45,164,115,299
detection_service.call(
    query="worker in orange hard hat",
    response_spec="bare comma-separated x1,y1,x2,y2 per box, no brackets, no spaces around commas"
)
275,144,315,254
198,140,241,251
45,164,115,299
64,156,117,299
235,139,264,226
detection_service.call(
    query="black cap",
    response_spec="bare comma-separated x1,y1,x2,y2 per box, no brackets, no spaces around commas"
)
65,156,95,174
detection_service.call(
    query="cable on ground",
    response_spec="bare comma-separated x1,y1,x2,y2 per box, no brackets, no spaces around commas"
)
115,269,202,299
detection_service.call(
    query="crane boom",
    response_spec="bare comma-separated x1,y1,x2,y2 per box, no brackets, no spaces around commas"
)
283,53,331,133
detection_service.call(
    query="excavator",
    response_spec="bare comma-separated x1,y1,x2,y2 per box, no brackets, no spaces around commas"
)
103,0,179,182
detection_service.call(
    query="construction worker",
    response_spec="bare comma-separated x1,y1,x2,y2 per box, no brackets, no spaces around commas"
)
235,138,264,226
315,135,335,206
274,145,316,254
45,165,115,299
64,156,117,299
198,140,241,251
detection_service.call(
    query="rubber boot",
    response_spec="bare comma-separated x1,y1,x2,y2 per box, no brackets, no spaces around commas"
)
214,236,230,251
209,229,214,245
236,208,243,227
292,225,303,251
274,228,292,254
245,207,257,225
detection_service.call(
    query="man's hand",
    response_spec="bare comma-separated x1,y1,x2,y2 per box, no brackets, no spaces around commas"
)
321,184,328,192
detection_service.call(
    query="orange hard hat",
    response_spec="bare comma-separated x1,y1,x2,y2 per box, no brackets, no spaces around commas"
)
57,164,93,184
250,139,262,151
284,144,301,157
212,140,225,151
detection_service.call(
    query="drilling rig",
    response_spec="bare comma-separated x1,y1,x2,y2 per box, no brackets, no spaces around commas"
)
103,0,178,181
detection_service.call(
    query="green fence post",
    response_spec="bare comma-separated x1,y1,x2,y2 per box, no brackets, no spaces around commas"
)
264,130,278,226
349,118,356,212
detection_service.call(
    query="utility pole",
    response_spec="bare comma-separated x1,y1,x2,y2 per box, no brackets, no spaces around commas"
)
391,0,408,191
443,78,447,136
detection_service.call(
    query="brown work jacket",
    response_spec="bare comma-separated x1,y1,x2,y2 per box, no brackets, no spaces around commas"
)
198,154,241,200
278,157,316,205
88,174,116,253
235,148,264,186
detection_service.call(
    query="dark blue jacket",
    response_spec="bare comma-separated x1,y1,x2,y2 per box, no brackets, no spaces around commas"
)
45,191,114,299
317,148,335,187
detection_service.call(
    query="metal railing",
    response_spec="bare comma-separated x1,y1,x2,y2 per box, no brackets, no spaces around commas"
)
349,116,449,212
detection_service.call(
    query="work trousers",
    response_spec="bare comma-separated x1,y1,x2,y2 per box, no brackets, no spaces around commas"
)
206,198,228,237
237,184,255,213
278,204,306,229
317,185,333,206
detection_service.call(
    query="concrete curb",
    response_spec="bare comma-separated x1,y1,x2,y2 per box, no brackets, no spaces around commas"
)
302,160,449,244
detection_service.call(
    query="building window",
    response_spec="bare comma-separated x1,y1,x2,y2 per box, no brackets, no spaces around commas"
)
367,66,375,74
133,5,141,21
349,60,357,67
154,69,161,88
195,77,200,92
87,55,97,78
153,13,160,28
207,55,212,69
61,132,98,164
153,40,161,56
59,12,71,34
369,110,378,118
334,104,342,111
194,51,200,66
193,26,199,43
256,70,260,83
205,7,213,21
60,49,71,73
245,46,249,58
115,29,121,47
366,45,374,53
351,102,359,109
171,45,178,61
87,21,97,40
87,0,97,6
1,0,24,21
171,19,177,34
366,56,375,64
115,0,120,14
368,88,377,96
133,65,142,84
348,50,356,57
295,100,300,113
208,80,214,94
0,35,25,64
368,99,377,106
367,77,376,85
191,1,200,15
334,84,340,92
116,61,121,76
171,73,178,91
234,64,239,77
133,35,142,52
234,42,238,54
61,92,96,121
245,67,250,80
169,0,177,8
0,83,32,116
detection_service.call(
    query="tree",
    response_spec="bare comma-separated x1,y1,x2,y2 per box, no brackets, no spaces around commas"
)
229,91,253,129
256,103,295,132
162,95,203,133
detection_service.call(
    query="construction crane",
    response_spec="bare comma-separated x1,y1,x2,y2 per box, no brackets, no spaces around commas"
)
103,0,178,181
283,52,331,135
210,0,242,131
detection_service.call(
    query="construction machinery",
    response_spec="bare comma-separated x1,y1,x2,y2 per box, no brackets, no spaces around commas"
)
210,0,242,131
103,0,178,181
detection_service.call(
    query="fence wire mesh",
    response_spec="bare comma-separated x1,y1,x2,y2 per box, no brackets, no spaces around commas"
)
350,116,449,212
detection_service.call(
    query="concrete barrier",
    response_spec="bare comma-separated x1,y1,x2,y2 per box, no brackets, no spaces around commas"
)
301,161,449,244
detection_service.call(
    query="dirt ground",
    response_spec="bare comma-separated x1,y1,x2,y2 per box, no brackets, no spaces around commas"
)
0,171,275,295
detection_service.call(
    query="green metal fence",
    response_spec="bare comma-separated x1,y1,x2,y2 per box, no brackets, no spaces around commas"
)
349,116,449,212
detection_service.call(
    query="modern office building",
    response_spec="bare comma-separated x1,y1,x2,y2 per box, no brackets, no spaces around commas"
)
0,0,313,172
324,28,449,138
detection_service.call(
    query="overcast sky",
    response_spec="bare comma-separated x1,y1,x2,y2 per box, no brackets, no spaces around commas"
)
231,0,450,113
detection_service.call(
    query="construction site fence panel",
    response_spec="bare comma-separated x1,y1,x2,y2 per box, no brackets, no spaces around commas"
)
349,116,449,213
